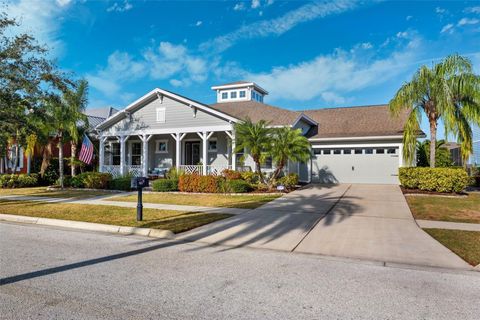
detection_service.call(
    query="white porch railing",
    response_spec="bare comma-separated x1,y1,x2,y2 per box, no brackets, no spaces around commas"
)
127,165,142,177
102,165,121,178
178,165,231,176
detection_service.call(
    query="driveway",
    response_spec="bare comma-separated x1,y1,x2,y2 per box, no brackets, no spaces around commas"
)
178,184,471,269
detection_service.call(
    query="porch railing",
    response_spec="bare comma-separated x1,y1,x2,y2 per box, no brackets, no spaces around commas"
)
206,165,232,176
102,165,121,178
179,165,231,176
127,165,142,177
179,165,202,175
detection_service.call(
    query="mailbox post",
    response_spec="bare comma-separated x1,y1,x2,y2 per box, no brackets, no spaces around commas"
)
131,177,149,221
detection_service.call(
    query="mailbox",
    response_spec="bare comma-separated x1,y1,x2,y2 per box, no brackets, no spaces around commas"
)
131,177,149,189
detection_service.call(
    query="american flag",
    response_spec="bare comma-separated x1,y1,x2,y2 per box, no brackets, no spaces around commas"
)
79,135,94,164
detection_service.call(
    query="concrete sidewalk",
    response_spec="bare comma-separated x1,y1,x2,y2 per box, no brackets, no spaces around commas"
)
416,219,480,232
0,195,249,215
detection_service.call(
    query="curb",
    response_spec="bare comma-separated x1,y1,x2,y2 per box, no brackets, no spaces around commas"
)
0,214,175,239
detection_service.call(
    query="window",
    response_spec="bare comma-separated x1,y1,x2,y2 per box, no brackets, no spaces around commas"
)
261,156,273,169
156,107,166,123
259,95,263,103
343,149,352,154
155,140,168,153
354,148,363,154
313,148,321,155
239,90,246,98
208,139,217,152
252,91,256,101
221,92,228,99
333,149,341,155
387,148,397,154
365,148,373,154
230,91,237,99
131,142,142,165
376,148,385,154
323,149,331,155
111,143,120,165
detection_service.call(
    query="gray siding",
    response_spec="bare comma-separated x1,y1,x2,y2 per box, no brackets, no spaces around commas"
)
103,96,229,135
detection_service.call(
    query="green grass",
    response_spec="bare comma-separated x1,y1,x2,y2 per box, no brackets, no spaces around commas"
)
406,193,480,224
0,200,232,234
0,187,114,199
424,228,480,266
110,192,282,209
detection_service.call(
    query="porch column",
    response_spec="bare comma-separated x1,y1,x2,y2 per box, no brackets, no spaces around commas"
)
226,130,236,171
118,135,129,176
197,131,213,175
99,136,107,173
140,134,153,176
171,132,187,170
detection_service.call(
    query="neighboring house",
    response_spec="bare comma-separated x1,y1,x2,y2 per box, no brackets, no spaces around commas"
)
444,142,463,166
96,81,413,184
0,107,118,174
472,124,480,166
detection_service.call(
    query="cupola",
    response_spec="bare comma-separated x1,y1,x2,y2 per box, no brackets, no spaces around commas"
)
211,81,268,103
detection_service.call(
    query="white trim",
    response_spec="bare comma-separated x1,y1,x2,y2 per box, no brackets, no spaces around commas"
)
211,82,268,95
308,135,404,142
292,113,318,127
101,124,234,138
155,139,169,154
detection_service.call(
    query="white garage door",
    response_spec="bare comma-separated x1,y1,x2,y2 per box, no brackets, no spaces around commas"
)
311,147,400,184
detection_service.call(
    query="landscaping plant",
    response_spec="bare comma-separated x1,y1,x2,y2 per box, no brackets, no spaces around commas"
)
152,179,179,192
399,167,469,193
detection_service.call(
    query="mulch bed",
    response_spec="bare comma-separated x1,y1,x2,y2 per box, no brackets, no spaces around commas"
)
401,187,467,197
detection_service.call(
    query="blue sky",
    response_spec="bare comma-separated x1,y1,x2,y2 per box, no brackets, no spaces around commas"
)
4,0,480,137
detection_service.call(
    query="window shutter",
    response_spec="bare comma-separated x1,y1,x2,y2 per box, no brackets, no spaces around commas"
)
156,107,166,123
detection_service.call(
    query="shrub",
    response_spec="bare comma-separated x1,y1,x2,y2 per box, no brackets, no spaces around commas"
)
227,179,252,193
399,167,469,193
222,169,242,180
166,167,184,180
241,171,260,184
0,174,38,188
56,175,72,187
69,172,112,189
153,179,178,192
178,174,222,193
277,173,299,189
109,176,133,191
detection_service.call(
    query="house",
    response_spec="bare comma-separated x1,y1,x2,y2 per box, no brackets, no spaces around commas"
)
472,124,480,166
96,81,412,184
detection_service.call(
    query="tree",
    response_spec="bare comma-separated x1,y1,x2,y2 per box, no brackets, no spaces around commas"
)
269,127,311,183
234,118,272,182
389,54,480,167
64,80,88,177
416,139,453,167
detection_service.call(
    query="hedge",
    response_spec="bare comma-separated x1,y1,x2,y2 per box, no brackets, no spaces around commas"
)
152,179,179,192
109,176,133,191
70,172,112,189
226,179,252,193
0,174,38,188
399,167,469,193
277,173,299,189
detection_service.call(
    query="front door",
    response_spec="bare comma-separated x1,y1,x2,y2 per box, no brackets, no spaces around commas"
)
185,141,201,165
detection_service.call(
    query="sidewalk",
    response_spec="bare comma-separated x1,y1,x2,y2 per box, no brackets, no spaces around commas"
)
0,195,250,215
416,220,480,232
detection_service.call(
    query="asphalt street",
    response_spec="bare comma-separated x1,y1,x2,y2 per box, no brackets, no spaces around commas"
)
1,222,479,320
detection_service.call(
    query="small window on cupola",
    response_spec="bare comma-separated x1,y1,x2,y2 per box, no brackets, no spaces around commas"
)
231,91,237,99
221,92,228,99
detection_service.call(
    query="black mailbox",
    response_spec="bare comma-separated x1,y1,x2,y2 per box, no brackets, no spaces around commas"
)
131,177,149,189
130,177,149,221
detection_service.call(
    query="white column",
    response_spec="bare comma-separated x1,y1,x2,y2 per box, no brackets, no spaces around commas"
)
226,130,236,171
140,134,153,176
119,135,128,176
99,137,106,173
171,133,186,170
197,131,213,175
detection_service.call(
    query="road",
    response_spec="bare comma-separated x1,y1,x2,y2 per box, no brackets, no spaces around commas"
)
1,222,479,319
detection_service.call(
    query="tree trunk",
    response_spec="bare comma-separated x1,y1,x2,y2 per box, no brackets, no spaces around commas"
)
12,144,19,173
429,120,437,168
253,156,264,183
27,154,31,174
40,142,52,177
58,134,64,189
71,141,77,177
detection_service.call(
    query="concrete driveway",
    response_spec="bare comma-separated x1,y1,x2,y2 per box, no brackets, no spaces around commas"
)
178,184,471,269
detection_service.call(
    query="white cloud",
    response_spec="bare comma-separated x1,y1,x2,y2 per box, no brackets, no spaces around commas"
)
170,79,183,87
237,34,423,104
441,23,454,34
435,7,446,14
233,3,245,11
396,31,409,39
201,0,359,54
107,0,133,13
458,18,479,26
406,15,413,21
464,6,480,14
195,20,203,27
4,0,71,55
251,0,260,9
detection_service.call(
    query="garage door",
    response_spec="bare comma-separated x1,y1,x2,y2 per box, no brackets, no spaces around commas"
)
311,147,400,184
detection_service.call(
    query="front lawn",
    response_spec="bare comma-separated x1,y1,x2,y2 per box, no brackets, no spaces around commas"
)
406,193,480,224
0,200,231,233
424,228,480,266
0,187,114,199
110,192,282,209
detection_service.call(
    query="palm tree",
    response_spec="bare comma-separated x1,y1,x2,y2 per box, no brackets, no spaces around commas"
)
64,80,88,177
389,54,480,167
269,127,311,183
234,118,272,182
416,139,452,167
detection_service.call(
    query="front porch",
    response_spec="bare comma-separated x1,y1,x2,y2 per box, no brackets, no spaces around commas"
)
99,129,238,178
